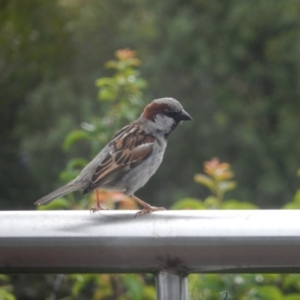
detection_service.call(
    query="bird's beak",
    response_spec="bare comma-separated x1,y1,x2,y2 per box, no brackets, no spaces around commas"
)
179,110,192,121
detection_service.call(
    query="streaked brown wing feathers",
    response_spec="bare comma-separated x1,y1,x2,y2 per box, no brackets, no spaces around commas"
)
85,126,155,193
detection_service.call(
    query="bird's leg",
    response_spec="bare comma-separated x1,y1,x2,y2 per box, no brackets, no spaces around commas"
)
131,195,166,217
96,189,101,208
90,190,108,213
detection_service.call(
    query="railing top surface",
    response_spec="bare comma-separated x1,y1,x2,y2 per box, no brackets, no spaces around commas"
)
1,210,300,273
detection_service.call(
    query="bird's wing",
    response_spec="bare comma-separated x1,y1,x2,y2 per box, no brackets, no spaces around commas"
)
83,125,155,194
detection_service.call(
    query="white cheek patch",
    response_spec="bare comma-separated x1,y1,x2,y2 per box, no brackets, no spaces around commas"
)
154,114,175,129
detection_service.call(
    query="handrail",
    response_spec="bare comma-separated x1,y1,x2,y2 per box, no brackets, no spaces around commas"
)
1,210,300,274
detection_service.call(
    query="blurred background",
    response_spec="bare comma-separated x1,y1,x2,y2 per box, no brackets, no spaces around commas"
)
2,1,300,299
2,0,300,210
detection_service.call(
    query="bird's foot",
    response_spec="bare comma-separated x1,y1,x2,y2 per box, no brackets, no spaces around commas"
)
135,205,166,217
130,195,166,217
90,205,109,213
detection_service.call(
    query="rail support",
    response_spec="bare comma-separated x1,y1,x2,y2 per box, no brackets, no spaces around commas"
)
156,271,188,300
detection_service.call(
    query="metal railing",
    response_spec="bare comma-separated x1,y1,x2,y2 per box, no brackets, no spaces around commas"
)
1,210,300,299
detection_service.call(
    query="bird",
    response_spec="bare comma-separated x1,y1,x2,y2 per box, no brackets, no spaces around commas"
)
34,97,192,216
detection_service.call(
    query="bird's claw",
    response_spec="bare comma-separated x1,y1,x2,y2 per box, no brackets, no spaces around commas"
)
135,206,166,218
90,205,109,213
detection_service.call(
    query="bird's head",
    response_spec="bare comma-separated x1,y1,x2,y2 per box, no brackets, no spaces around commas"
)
141,97,192,137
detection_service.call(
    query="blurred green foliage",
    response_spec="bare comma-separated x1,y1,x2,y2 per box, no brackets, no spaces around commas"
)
0,275,15,300
189,273,300,300
182,159,300,300
3,0,300,208
172,158,257,210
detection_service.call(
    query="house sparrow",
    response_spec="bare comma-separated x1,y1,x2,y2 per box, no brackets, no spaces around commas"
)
34,97,192,216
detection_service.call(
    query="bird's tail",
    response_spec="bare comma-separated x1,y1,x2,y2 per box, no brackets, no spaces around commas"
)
34,180,86,206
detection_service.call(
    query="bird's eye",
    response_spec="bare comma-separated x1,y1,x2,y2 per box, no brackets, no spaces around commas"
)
164,110,178,118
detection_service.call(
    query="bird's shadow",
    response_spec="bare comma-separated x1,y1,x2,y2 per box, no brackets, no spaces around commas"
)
56,210,221,233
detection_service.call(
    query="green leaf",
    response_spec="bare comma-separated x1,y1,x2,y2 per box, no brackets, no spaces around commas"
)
284,295,300,300
194,174,214,189
255,285,282,300
204,196,220,209
0,274,9,281
261,274,280,282
141,286,156,300
218,180,237,193
105,60,118,69
66,158,88,169
171,198,206,210
59,158,88,182
98,88,116,101
293,189,300,203
122,274,143,300
283,274,300,289
283,189,300,208
222,200,258,209
0,289,15,300
37,198,69,210
63,130,91,151
71,274,97,297
95,77,114,87
283,202,300,209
